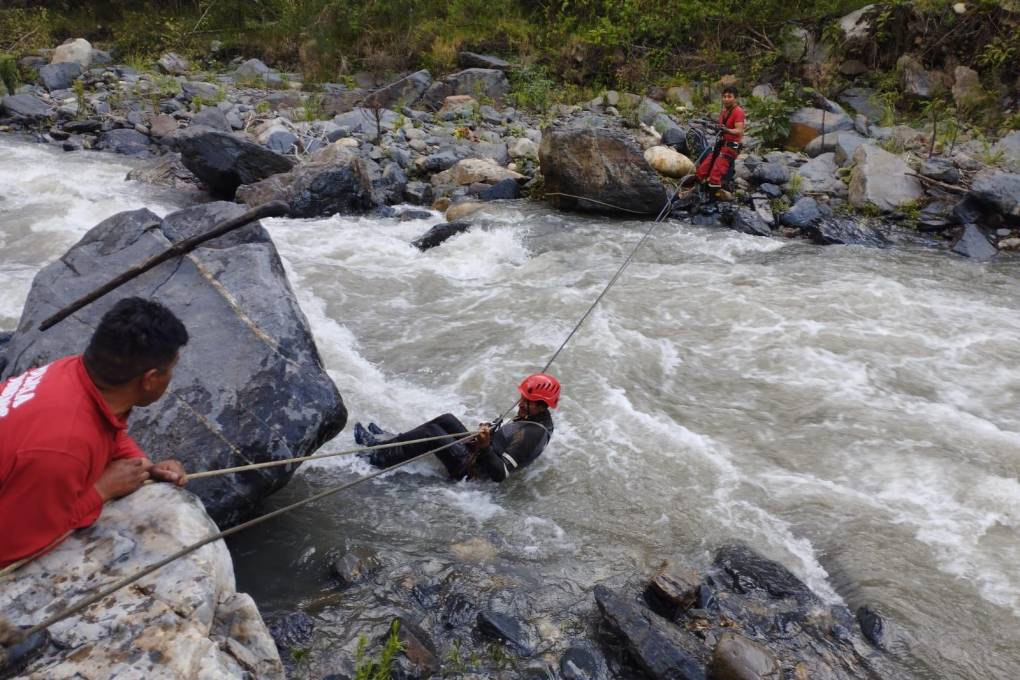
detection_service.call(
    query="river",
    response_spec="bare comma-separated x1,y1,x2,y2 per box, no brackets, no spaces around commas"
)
1,137,1018,679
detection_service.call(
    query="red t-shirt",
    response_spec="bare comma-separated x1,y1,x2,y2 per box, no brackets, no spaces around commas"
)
720,105,746,143
0,355,146,567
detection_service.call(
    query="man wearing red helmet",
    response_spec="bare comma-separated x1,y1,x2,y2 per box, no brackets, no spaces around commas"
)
355,373,560,482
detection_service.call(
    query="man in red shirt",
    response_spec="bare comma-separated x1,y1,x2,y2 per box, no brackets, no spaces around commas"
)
0,297,190,569
696,85,746,198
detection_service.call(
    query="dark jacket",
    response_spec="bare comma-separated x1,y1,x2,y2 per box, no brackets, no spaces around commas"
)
472,410,554,482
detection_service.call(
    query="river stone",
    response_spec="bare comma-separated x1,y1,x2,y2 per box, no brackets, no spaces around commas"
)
840,4,875,43
855,606,886,649
181,80,220,101
0,484,284,678
804,130,866,163
363,69,432,109
837,87,884,123
849,145,923,213
235,57,273,80
649,567,701,612
786,107,855,150
191,106,232,132
424,68,510,108
540,126,668,215
332,107,400,139
431,158,524,190
778,197,823,229
803,217,889,247
1,94,53,121
479,177,520,200
412,220,472,250
236,152,383,218
158,51,190,76
752,162,790,185
951,224,998,260
51,38,93,67
175,127,295,199
714,544,818,603
897,54,948,100
332,546,382,587
968,170,1020,222
0,203,346,525
709,632,781,680
560,646,600,680
509,137,539,161
920,157,960,184
594,585,707,680
38,62,81,91
97,128,152,157
458,51,512,72
268,611,315,650
127,152,205,193
798,153,845,196
477,611,532,654
996,131,1020,173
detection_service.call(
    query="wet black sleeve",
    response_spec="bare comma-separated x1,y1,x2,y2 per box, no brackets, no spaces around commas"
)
472,423,549,482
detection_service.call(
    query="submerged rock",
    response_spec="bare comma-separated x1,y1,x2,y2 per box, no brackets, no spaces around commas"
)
0,202,346,525
540,126,668,215
0,484,284,678
412,220,473,251
803,217,890,247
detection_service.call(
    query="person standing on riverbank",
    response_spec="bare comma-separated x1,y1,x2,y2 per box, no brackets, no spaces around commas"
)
696,85,745,198
355,373,560,482
0,297,190,568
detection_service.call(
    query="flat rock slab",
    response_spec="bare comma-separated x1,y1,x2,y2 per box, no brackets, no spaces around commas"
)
1,94,53,121
1,202,346,525
0,484,284,679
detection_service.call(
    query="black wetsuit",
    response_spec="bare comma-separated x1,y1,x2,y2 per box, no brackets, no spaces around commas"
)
365,411,554,481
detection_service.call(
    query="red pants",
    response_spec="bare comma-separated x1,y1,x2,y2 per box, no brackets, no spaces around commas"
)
696,145,737,187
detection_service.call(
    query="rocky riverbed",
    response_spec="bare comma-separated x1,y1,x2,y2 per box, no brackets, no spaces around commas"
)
1,12,1019,678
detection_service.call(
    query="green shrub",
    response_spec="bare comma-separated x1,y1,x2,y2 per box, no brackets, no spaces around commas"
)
353,619,403,680
0,53,19,94
509,64,556,113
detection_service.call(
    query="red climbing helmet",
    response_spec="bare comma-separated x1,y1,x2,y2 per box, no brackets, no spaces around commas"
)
518,373,561,409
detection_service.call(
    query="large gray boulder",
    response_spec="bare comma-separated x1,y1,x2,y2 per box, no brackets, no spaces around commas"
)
174,127,295,198
332,107,401,139
897,54,949,100
0,202,347,526
126,153,205,193
797,153,846,196
952,224,997,260
849,145,923,213
422,68,510,109
803,130,867,164
969,170,1020,223
362,69,432,109
236,148,393,218
0,484,284,678
786,107,855,150
1,94,53,121
996,131,1020,174
51,38,93,67
38,61,82,91
98,128,153,157
539,126,668,215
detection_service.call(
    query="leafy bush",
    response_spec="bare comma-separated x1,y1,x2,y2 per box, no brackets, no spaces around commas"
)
509,64,556,112
0,53,19,94
353,619,404,680
745,82,802,149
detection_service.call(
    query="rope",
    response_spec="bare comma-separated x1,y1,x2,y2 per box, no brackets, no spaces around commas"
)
20,431,479,638
496,188,678,422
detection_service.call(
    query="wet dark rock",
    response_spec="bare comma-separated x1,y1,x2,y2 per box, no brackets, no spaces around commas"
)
404,181,433,204
916,200,956,232
714,545,817,604
479,178,520,200
560,646,602,680
62,119,102,134
594,585,707,680
778,197,823,229
236,153,382,218
727,208,773,237
38,62,82,92
331,546,381,588
751,163,790,185
803,217,890,247
393,617,440,678
855,606,885,649
477,610,532,654
175,127,295,199
97,128,152,157
1,94,53,121
268,611,315,650
969,170,1020,224
952,195,986,225
0,202,346,526
648,567,700,615
412,220,472,251
920,157,960,184
420,149,460,173
696,585,717,611
540,126,667,215
951,224,998,260
458,52,512,72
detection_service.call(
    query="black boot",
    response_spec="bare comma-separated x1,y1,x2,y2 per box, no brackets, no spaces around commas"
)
0,627,50,680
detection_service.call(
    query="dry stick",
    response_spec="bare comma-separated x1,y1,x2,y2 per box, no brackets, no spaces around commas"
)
907,172,967,195
21,431,479,639
38,201,291,332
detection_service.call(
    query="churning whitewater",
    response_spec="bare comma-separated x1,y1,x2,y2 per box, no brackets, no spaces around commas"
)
2,138,1018,679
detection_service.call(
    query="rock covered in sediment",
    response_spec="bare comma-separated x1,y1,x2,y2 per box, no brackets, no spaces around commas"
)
0,484,284,679
849,144,923,213
540,125,668,215
173,127,295,199
0,202,347,526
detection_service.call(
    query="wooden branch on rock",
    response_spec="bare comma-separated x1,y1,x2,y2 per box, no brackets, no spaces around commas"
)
907,171,967,195
39,201,290,332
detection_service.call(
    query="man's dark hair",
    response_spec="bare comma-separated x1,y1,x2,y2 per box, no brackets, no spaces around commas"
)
722,85,739,96
84,297,188,386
